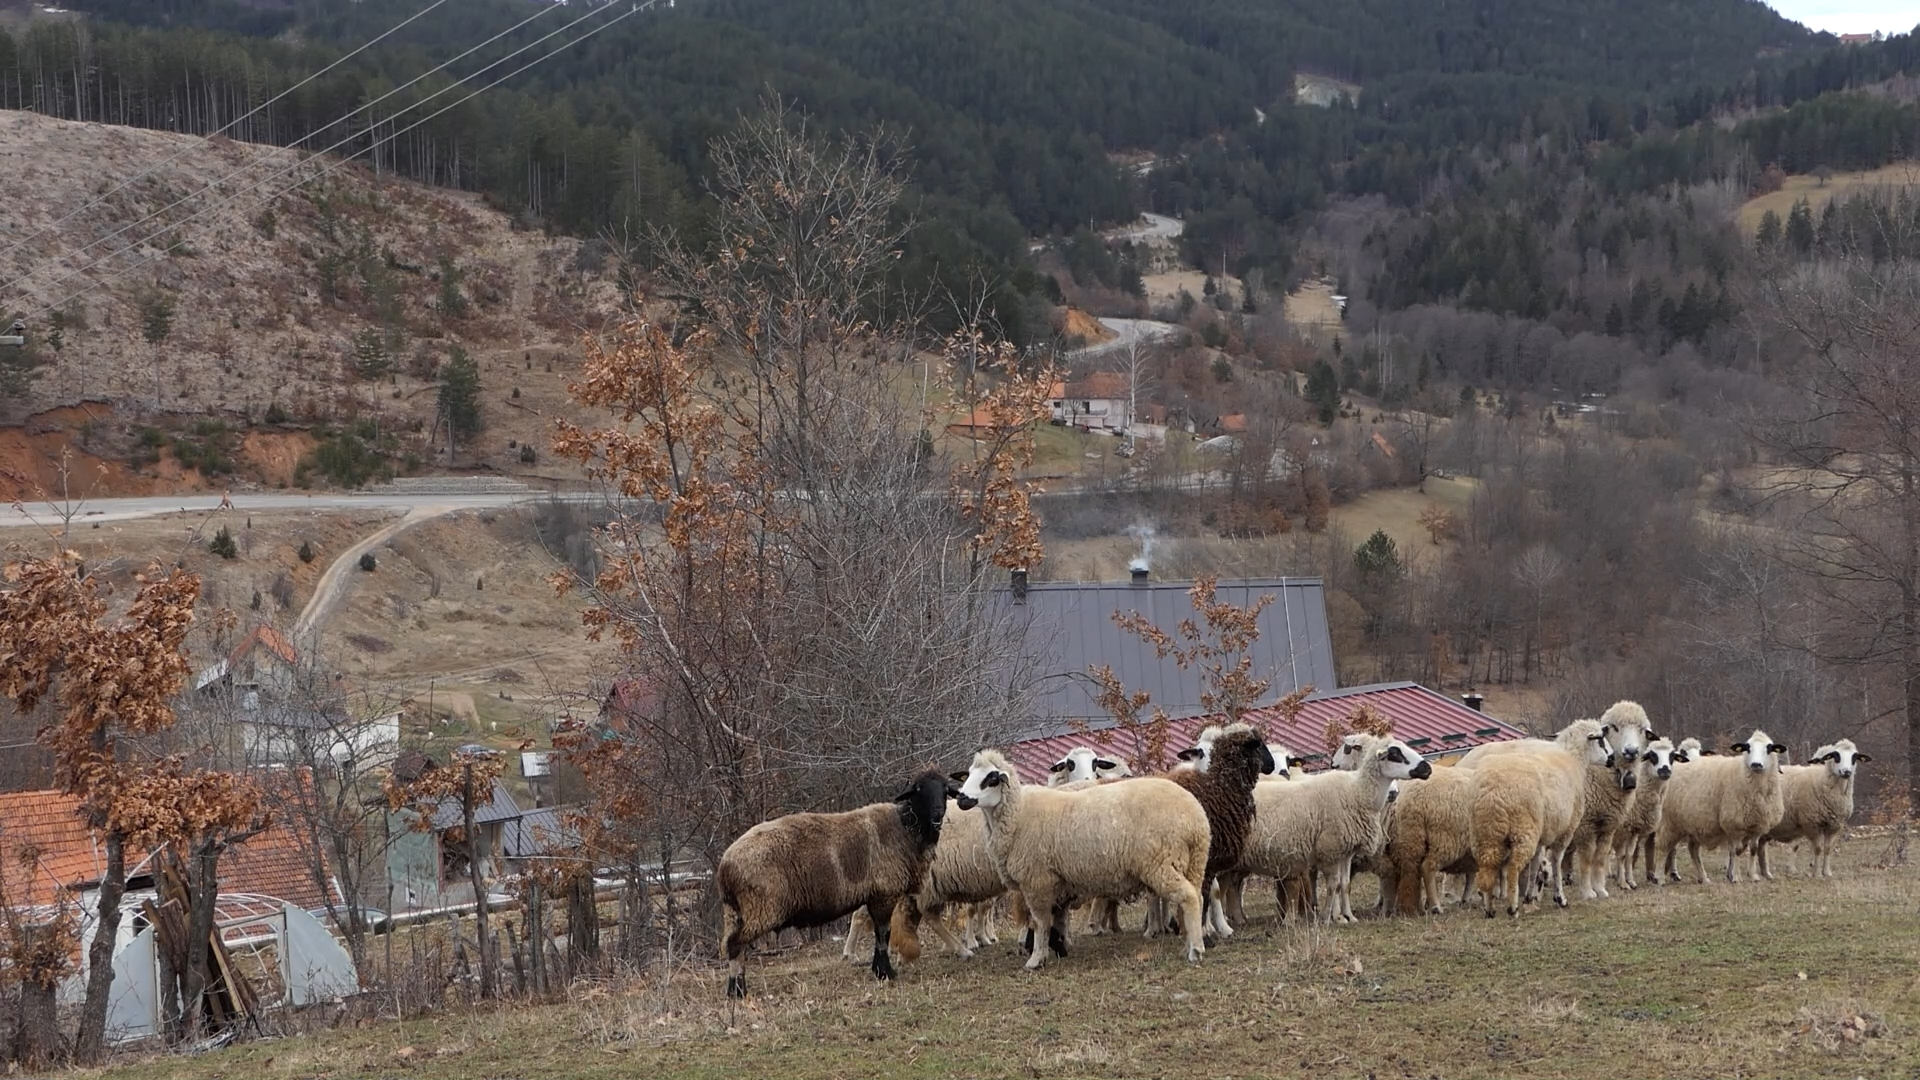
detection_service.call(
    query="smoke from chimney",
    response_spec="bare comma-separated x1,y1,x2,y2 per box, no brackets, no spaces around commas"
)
1127,523,1157,578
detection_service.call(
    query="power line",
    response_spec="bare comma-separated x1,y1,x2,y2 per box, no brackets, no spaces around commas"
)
0,0,457,270
25,1,652,323
1,0,566,299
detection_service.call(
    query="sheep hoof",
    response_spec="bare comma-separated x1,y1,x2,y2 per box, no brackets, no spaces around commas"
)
1024,954,1045,971
871,958,897,982
1184,946,1204,963
1047,926,1069,958
1505,906,1519,918
726,975,746,999
955,947,975,960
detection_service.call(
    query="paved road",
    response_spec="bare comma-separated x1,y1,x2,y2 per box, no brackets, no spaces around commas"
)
1070,317,1182,359
1109,213,1183,243
0,490,556,529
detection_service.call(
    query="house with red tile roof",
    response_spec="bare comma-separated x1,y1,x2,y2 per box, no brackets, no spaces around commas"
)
1051,372,1132,431
0,788,334,912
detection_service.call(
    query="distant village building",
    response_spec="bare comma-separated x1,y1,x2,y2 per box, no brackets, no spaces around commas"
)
1051,372,1132,431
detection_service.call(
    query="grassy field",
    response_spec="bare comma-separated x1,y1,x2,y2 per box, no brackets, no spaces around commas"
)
1328,474,1478,558
89,835,1919,1080
1736,162,1920,235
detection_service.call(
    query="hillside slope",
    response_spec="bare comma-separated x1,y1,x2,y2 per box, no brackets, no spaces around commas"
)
0,109,621,495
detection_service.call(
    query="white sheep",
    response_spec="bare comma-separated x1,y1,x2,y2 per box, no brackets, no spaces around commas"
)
1466,719,1615,917
1047,746,1133,786
1676,737,1711,760
1225,735,1432,924
1655,729,1788,885
1611,737,1683,889
954,749,1209,968
1381,762,1480,914
1758,739,1869,880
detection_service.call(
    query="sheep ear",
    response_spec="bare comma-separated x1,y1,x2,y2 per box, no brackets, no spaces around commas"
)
1672,751,1691,763
949,771,969,784
1768,743,1789,755
1048,760,1072,774
1093,759,1119,771
946,785,964,801
1645,730,1661,742
1289,756,1307,768
1176,748,1205,761
1855,752,1872,762
1729,742,1749,753
1699,749,1716,756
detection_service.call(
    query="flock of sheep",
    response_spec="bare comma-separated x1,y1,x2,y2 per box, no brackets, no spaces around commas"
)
715,701,1870,997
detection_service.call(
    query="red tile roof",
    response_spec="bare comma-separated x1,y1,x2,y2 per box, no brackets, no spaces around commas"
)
0,790,101,907
1065,372,1130,400
1003,682,1525,780
0,789,332,910
231,624,298,668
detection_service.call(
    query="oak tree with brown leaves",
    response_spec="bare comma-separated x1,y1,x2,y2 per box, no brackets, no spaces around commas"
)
0,549,200,1062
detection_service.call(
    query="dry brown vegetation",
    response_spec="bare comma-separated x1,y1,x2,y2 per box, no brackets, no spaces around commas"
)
0,110,623,486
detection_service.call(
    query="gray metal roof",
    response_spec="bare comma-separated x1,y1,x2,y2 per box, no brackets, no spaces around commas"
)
502,806,582,859
1007,576,1336,730
428,780,524,830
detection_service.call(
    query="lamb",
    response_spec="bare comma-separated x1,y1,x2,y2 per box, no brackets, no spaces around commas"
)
1654,729,1788,885
1047,746,1133,786
1466,719,1616,917
1226,734,1431,924
954,749,1209,968
1757,739,1869,880
1611,737,1683,889
1164,724,1274,938
718,770,954,997
1382,762,1480,914
1676,737,1711,759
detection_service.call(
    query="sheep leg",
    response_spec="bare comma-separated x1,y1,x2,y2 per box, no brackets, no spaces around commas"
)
1546,844,1570,909
864,899,900,981
1219,873,1247,929
843,907,871,962
1020,883,1059,970
1143,865,1205,963
978,899,1002,944
721,898,762,999
1335,858,1357,923
1420,859,1446,916
1757,839,1776,882
924,902,973,959
1206,878,1234,939
1687,840,1707,885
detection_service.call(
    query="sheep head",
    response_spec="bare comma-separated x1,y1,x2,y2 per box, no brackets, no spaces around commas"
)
1598,700,1654,761
1810,738,1869,780
895,770,957,846
954,749,1019,811
1363,737,1431,781
1639,737,1678,781
1558,718,1617,769
1048,746,1129,785
1728,729,1788,774
1207,724,1275,783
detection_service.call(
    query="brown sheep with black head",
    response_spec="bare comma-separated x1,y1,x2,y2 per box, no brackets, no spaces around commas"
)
1167,722,1274,940
717,770,954,998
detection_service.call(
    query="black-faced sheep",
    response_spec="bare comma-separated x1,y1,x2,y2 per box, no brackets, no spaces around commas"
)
1655,728,1788,885
1758,739,1869,880
954,749,1210,968
718,770,953,998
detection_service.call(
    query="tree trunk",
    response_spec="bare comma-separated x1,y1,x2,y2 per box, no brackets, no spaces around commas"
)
567,872,599,964
180,844,221,1038
73,831,123,1063
464,764,495,998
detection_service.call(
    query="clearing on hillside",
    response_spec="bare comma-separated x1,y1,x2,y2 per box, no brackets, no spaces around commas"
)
1736,161,1920,234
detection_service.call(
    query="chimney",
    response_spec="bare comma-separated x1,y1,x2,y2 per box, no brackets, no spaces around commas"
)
1462,691,1484,712
1130,563,1149,585
1010,568,1029,603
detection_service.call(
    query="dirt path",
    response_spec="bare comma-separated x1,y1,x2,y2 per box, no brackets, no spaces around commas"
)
292,506,457,643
